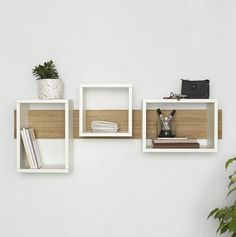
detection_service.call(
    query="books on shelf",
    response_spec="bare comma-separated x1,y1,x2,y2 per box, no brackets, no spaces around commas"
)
152,137,200,149
21,128,42,169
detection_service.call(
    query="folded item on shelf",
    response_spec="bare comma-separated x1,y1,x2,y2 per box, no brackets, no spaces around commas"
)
152,143,200,149
152,137,198,144
91,121,119,133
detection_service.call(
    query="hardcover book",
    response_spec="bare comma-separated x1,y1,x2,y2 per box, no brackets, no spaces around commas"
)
152,137,200,149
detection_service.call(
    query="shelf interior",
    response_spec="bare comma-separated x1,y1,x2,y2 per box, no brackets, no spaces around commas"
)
80,87,131,135
143,101,218,151
17,102,69,171
14,109,222,139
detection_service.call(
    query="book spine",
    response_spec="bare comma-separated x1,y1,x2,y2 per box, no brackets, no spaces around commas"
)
152,138,197,144
153,140,197,144
24,128,38,168
29,128,42,168
21,130,34,168
153,143,200,149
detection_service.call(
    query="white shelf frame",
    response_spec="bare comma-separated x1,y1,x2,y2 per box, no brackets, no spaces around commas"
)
142,99,218,153
79,84,132,137
16,99,73,173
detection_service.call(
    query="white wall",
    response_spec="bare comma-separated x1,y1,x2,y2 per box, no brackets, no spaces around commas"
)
0,0,235,236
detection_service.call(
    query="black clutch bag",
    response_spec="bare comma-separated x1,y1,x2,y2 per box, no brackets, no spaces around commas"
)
181,79,210,99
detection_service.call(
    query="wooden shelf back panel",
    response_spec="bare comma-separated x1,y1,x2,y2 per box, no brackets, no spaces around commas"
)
14,110,222,139
29,110,65,138
218,110,222,139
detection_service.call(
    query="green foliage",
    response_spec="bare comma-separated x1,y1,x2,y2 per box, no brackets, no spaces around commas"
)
226,158,236,170
32,60,59,80
208,158,236,236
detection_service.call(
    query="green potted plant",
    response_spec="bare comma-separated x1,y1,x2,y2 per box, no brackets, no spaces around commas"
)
208,158,236,236
32,60,63,100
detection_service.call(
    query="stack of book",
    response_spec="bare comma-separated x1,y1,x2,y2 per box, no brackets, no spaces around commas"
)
152,137,200,149
21,128,42,169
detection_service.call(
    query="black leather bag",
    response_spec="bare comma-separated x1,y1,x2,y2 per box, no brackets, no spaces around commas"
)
181,79,210,99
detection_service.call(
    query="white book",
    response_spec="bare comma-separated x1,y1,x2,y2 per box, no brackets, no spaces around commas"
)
21,130,35,169
152,137,197,144
24,128,38,168
157,137,188,140
28,128,42,168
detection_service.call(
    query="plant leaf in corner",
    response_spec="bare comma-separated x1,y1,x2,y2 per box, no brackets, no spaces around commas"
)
220,224,229,234
227,187,236,198
217,221,226,233
228,177,236,189
226,158,236,170
208,208,219,219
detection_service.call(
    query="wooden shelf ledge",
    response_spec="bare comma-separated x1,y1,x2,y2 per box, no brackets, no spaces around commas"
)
14,109,222,139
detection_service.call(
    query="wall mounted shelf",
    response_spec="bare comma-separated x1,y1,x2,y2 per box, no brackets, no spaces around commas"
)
142,99,218,152
14,109,222,140
14,95,222,173
16,99,73,173
79,84,132,137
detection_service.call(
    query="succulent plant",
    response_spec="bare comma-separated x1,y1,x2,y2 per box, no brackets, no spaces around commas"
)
32,60,59,80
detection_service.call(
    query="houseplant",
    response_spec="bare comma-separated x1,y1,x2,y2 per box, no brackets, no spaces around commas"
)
32,60,63,100
208,158,236,236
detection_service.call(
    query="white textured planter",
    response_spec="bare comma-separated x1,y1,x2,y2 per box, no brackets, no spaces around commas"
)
38,79,63,100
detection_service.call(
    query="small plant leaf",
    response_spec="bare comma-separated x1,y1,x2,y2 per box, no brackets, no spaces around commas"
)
229,177,236,189
217,221,226,233
227,187,236,198
229,171,236,181
226,158,236,170
214,209,226,220
208,208,219,219
229,220,236,232
220,224,229,234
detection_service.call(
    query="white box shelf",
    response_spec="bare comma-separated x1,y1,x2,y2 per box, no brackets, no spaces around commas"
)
79,84,132,137
16,99,73,173
142,99,218,153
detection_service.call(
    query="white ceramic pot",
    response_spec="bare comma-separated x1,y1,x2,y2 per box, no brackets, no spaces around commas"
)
38,79,63,100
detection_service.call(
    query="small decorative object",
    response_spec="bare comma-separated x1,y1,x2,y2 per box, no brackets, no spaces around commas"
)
32,60,63,100
163,92,187,100
181,79,210,99
91,121,119,133
156,108,176,137
208,158,236,236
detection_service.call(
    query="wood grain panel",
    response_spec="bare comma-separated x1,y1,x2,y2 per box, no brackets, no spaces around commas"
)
218,110,222,139
14,110,222,139
29,110,65,138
